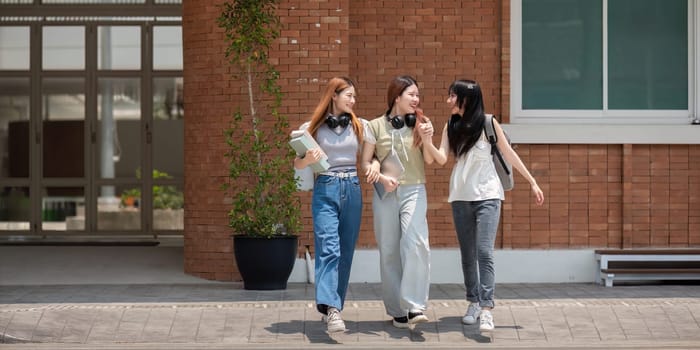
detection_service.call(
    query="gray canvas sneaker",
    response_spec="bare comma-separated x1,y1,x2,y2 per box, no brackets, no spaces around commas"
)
462,302,481,325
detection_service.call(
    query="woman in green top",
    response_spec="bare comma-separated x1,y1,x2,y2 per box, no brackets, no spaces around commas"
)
361,75,435,328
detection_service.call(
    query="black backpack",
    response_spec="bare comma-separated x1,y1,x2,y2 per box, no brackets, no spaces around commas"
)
483,114,514,191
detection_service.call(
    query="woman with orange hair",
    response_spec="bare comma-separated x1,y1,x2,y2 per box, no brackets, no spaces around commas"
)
361,75,435,329
294,77,366,333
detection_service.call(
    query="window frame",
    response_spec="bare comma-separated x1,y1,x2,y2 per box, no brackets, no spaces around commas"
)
0,18,184,238
510,0,700,144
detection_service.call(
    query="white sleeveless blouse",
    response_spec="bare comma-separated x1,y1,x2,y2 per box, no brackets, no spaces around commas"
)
447,132,505,203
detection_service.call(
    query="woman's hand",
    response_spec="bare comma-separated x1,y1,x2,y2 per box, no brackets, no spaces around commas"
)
419,120,434,141
365,158,381,183
531,182,545,206
380,174,399,193
302,148,323,166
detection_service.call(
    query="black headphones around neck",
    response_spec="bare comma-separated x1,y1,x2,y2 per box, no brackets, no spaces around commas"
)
325,112,351,129
388,113,417,129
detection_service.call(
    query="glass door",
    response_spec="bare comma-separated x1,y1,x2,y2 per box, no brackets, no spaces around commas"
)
150,24,183,231
0,14,183,240
94,24,144,232
0,27,31,233
40,75,86,232
39,25,88,234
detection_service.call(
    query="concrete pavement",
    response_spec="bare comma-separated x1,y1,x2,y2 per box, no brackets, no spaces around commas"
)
2,282,700,349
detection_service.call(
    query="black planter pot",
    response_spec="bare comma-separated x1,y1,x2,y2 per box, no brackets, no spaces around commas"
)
232,234,298,290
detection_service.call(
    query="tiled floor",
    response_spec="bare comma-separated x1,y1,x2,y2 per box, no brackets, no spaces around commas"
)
2,283,700,349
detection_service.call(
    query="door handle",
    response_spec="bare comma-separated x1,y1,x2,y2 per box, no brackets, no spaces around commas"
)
146,122,152,144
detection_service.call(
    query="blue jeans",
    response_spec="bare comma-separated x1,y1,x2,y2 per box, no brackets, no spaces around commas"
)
312,174,362,313
451,199,501,308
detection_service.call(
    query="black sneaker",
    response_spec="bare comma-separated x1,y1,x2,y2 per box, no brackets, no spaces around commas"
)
408,311,429,324
392,316,409,328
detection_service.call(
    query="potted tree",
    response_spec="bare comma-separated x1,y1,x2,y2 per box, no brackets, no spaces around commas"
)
218,0,301,290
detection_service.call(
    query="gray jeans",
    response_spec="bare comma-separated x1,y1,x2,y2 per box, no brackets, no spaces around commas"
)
450,199,501,308
373,184,430,317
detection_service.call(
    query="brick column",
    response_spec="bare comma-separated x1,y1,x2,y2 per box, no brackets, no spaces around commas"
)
183,0,351,281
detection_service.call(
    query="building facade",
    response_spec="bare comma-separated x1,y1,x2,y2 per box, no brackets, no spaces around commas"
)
183,0,700,282
1,0,697,283
0,1,185,240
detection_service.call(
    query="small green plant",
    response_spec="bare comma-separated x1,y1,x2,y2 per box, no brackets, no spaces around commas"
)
120,169,184,210
218,0,301,238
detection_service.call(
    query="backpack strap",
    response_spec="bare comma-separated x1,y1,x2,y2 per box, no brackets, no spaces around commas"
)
483,114,511,175
483,114,498,148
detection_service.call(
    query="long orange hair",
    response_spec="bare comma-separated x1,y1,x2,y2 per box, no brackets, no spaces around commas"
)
307,77,363,145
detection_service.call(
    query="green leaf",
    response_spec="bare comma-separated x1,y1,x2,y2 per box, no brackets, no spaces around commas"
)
219,0,301,238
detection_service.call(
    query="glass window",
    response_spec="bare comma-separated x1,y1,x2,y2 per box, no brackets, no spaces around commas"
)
42,0,145,3
43,26,85,70
41,77,85,178
0,187,30,231
98,26,141,70
0,26,30,70
522,0,602,109
153,77,183,178
97,78,141,180
152,182,183,231
0,78,30,178
153,26,182,70
153,77,183,120
42,187,84,231
520,0,687,111
99,184,140,231
42,77,85,120
608,0,687,109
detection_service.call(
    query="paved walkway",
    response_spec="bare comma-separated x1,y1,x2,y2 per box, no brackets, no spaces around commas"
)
2,283,700,349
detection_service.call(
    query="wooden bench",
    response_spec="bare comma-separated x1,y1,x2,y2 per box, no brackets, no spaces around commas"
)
595,249,700,287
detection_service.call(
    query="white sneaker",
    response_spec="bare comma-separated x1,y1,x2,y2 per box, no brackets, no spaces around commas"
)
322,307,346,333
479,310,494,332
408,311,429,324
462,303,481,325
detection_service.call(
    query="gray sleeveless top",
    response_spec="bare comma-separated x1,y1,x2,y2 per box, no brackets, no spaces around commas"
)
303,122,365,172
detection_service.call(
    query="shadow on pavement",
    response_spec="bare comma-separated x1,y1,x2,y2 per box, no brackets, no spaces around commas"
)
1,282,700,304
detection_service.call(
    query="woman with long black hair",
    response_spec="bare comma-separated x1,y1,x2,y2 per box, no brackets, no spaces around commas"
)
421,79,544,332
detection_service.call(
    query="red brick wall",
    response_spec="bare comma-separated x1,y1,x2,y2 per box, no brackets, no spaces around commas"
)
183,0,232,281
183,0,700,281
348,0,503,250
277,0,352,254
499,144,700,249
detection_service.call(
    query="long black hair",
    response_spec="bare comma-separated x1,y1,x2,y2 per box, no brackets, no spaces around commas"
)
447,79,486,158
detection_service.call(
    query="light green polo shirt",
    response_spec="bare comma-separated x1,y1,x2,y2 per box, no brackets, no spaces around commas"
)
367,115,426,185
